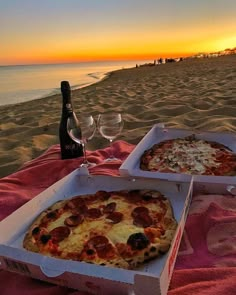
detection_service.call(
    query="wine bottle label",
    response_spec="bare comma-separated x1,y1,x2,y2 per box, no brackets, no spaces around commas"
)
65,143,79,150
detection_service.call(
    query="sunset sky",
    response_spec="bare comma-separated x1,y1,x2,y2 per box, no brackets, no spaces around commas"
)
0,0,235,66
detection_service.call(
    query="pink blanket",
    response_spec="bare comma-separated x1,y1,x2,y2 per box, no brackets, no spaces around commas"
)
0,140,236,294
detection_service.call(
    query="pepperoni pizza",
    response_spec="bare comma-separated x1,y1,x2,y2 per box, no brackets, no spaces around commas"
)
140,135,236,175
23,189,177,269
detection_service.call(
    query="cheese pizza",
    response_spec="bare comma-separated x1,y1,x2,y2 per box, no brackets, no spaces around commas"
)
23,189,177,269
140,135,236,175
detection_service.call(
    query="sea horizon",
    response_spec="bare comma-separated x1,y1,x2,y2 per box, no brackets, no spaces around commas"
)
0,59,151,107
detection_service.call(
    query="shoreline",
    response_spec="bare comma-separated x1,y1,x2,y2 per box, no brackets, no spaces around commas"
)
0,69,113,108
0,60,142,107
0,71,111,109
0,55,235,178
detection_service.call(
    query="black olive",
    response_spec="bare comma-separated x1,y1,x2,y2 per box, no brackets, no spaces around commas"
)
40,234,51,244
32,227,40,236
46,211,57,219
150,246,157,252
127,233,150,250
142,194,152,201
86,249,95,256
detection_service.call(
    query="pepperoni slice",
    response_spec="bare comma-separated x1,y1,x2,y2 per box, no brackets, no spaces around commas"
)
41,210,59,224
87,236,114,259
128,190,143,202
106,212,123,224
133,213,153,228
96,243,114,259
64,214,84,226
131,206,149,218
49,226,70,243
65,197,86,209
95,190,111,200
103,202,116,214
71,204,88,215
86,208,102,218
88,235,109,249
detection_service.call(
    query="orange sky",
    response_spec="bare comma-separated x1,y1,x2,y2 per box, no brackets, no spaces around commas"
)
0,1,235,65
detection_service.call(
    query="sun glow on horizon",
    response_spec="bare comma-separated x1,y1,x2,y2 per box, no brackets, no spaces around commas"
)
0,1,235,66
2,33,235,66
1,31,235,66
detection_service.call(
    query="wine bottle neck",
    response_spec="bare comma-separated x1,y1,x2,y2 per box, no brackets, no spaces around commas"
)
62,94,72,105
61,80,72,107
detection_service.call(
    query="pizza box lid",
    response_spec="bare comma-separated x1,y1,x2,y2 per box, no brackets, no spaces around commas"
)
119,124,236,184
0,168,193,295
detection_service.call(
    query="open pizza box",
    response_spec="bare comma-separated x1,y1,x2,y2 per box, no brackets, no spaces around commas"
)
0,168,193,295
119,123,236,184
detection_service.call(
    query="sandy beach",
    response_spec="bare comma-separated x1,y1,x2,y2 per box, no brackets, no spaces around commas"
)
0,55,235,178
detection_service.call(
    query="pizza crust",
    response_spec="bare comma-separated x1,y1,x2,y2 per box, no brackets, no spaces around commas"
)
23,199,67,252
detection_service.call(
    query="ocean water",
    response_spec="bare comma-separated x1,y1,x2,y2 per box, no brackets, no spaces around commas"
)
0,60,148,106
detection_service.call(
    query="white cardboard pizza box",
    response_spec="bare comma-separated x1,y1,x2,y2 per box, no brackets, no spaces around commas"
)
0,168,193,295
119,124,236,184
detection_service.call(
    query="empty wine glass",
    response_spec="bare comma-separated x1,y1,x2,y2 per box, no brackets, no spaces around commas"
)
97,112,124,162
67,114,96,167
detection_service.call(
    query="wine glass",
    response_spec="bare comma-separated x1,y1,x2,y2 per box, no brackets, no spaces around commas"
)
67,114,96,167
97,112,124,162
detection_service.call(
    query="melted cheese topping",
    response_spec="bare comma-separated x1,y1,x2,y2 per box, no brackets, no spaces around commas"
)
149,139,221,174
36,191,177,265
59,217,112,253
47,212,71,231
107,221,144,244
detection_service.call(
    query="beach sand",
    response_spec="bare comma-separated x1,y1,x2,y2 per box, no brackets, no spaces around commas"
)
0,55,235,178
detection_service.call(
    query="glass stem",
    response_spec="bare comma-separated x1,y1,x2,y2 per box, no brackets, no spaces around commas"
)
82,143,88,165
109,139,114,159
